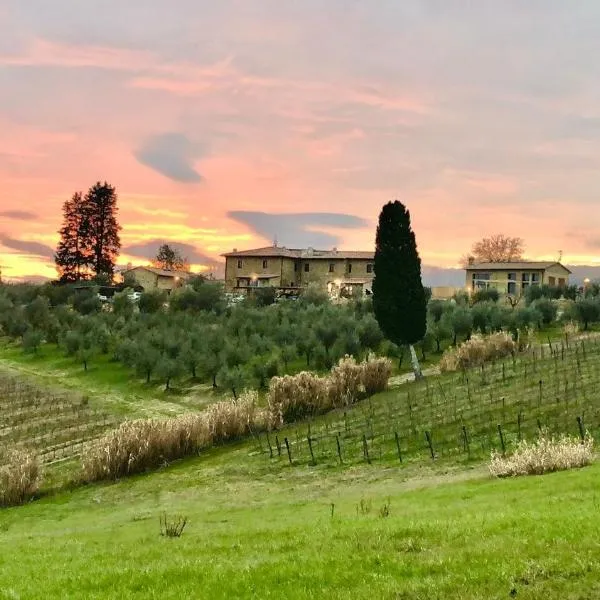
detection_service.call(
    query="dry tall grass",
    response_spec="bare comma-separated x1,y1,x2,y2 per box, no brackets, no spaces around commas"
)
489,432,594,477
0,448,41,507
83,355,391,481
440,332,516,372
267,355,392,428
82,391,263,481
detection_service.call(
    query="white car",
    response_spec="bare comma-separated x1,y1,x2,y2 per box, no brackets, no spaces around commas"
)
128,291,142,302
97,293,109,302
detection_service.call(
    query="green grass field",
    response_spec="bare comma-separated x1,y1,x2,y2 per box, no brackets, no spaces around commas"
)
2,334,600,598
1,444,599,599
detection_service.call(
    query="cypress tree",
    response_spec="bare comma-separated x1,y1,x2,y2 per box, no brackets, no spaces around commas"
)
372,200,427,378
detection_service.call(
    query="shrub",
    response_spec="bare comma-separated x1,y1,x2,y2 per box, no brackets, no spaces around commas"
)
81,391,264,482
327,356,364,407
268,371,329,426
82,416,210,481
0,449,41,507
489,433,594,477
22,329,43,354
471,288,499,304
267,355,392,427
205,391,264,441
360,354,393,396
439,331,516,372
138,289,167,314
531,298,557,326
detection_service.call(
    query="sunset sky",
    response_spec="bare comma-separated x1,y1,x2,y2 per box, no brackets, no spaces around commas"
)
2,1,600,281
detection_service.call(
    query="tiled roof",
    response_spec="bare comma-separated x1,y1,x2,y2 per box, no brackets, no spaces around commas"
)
467,261,572,274
222,246,374,260
124,266,191,278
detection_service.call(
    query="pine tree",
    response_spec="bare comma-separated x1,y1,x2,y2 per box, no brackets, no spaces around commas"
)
84,181,122,279
55,192,90,282
372,200,427,379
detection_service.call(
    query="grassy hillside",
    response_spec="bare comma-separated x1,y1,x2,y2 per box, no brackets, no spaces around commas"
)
0,444,599,599
1,333,600,597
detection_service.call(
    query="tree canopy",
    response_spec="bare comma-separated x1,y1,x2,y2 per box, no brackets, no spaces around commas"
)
464,234,524,264
153,244,189,272
55,182,121,282
372,200,427,376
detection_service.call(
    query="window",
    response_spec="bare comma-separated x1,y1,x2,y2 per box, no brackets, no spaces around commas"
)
507,272,517,295
366,263,373,274
558,278,566,287
472,272,491,289
237,259,243,269
531,273,540,285
521,273,531,290
329,263,335,273
262,259,268,269
294,262,299,272
347,263,353,274
304,263,310,273
549,276,556,286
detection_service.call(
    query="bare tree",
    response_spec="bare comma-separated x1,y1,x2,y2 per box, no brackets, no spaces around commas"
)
462,234,525,265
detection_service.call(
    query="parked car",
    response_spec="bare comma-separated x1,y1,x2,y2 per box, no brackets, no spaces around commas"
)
97,293,109,302
128,291,142,302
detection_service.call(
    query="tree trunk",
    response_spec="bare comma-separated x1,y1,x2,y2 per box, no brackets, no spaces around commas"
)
409,344,423,380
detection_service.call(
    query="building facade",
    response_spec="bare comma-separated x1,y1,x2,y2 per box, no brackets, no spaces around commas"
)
222,246,375,296
122,266,191,293
465,261,571,296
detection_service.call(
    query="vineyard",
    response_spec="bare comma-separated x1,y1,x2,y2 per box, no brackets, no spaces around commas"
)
0,371,119,465
256,335,600,468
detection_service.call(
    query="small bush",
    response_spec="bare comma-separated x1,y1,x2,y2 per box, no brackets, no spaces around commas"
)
0,449,41,507
360,354,393,396
489,433,594,477
160,513,188,538
327,356,364,407
439,332,516,372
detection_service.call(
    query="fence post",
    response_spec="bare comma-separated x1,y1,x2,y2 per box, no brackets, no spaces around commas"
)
394,431,402,463
538,380,543,407
284,437,293,465
577,416,585,443
425,431,435,460
517,412,522,441
307,436,316,465
275,435,282,457
336,434,343,464
497,424,506,455
266,432,274,458
462,425,470,457
362,434,371,464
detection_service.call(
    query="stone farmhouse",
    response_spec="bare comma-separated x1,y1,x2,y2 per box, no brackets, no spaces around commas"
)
222,245,375,297
122,266,191,294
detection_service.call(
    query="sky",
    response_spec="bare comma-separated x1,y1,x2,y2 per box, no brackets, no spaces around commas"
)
2,0,600,281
